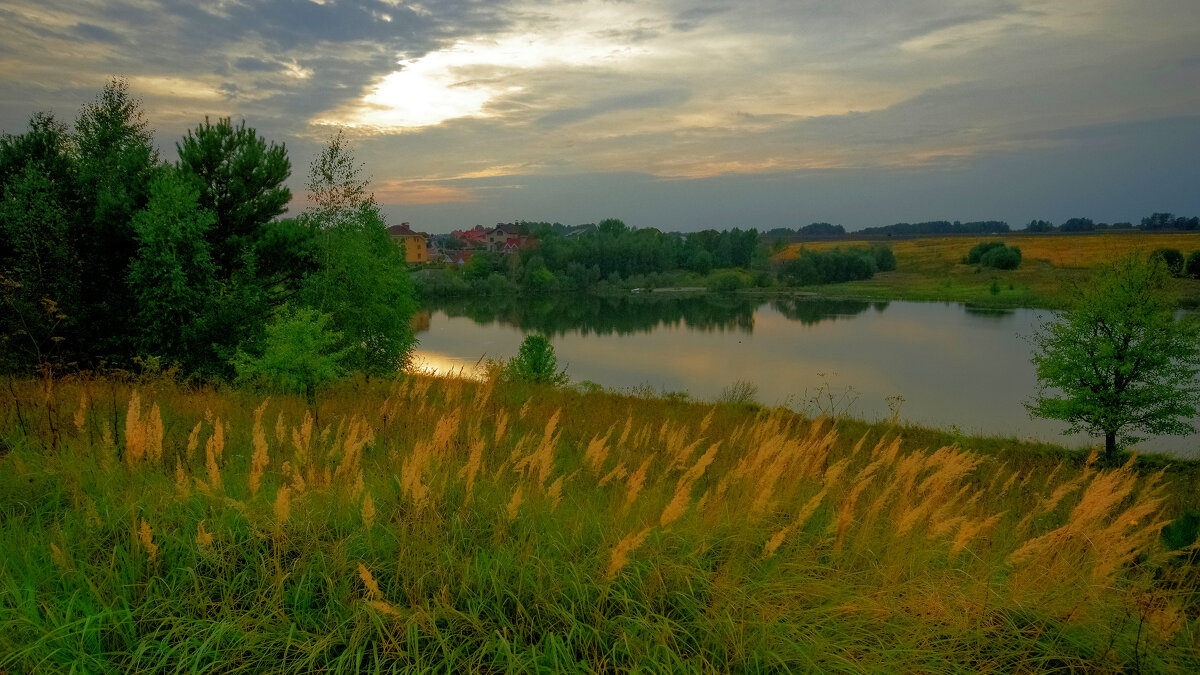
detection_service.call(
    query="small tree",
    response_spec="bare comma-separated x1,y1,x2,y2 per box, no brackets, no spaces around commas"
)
1027,257,1200,462
233,307,349,404
505,335,569,386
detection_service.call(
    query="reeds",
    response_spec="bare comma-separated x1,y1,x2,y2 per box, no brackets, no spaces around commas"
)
1,373,1196,673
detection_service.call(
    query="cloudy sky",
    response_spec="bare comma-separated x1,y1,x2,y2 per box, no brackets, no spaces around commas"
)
1,0,1197,232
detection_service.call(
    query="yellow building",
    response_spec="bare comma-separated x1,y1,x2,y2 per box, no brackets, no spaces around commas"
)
386,222,428,263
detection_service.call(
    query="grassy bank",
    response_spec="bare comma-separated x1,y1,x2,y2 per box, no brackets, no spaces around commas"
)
2,374,1199,672
778,232,1200,308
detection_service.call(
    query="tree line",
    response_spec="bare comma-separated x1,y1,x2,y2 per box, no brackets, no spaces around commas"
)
415,218,897,295
0,79,415,382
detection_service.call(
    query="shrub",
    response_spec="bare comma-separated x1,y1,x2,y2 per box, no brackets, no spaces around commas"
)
873,246,897,272
964,241,1006,264
707,270,746,292
717,379,758,406
1186,251,1200,279
979,245,1022,270
232,306,348,403
1150,248,1185,277
504,334,568,386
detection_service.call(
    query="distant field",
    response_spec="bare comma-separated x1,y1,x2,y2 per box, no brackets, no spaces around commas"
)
775,232,1200,308
779,232,1200,267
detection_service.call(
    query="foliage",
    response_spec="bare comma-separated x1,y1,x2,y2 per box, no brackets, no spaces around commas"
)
1141,212,1200,231
1186,250,1200,279
175,117,294,280
1149,248,1185,276
1027,257,1200,461
706,269,745,292
777,247,883,285
0,82,414,381
964,241,1021,269
1024,219,1055,232
73,78,160,357
126,169,218,369
233,306,348,402
297,133,416,377
964,241,1006,264
979,244,1021,270
857,220,1009,236
1059,217,1095,232
503,334,569,386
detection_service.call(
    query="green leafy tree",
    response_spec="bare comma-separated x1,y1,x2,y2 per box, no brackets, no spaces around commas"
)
0,114,82,371
126,170,218,370
298,132,416,377
1027,257,1200,462
505,335,569,385
233,306,348,403
73,78,160,359
175,117,295,281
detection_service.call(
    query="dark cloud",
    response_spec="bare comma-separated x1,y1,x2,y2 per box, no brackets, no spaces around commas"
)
670,4,730,32
74,23,124,44
234,57,278,73
538,88,692,129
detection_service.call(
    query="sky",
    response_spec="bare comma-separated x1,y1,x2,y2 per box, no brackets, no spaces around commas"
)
1,0,1197,233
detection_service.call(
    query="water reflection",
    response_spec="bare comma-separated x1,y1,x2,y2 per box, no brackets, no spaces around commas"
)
412,295,1199,457
771,298,889,326
420,294,887,336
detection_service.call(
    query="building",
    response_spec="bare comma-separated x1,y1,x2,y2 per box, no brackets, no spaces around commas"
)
486,223,520,250
386,222,428,263
451,225,489,247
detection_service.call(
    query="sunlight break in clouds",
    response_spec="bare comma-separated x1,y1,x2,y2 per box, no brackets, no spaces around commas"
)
319,1,665,130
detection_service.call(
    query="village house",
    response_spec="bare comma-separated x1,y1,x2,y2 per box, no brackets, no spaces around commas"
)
386,222,428,263
486,223,520,250
451,225,489,247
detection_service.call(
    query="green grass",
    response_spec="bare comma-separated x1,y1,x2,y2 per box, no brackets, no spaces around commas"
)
779,232,1200,309
2,374,1199,672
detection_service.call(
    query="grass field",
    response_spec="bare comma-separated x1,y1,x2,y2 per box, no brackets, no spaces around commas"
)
2,373,1199,672
777,232,1200,308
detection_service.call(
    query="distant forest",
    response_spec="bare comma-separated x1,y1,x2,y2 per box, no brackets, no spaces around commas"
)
759,213,1199,240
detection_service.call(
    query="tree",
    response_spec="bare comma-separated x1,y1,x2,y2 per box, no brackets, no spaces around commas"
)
126,169,218,370
505,335,569,385
0,113,82,371
297,131,416,377
73,78,160,359
1027,257,1200,462
233,306,348,404
175,117,293,280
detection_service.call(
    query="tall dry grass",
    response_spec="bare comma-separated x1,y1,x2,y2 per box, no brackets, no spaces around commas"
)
0,372,1197,672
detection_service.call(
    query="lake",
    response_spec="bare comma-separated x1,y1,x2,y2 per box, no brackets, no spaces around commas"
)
412,294,1200,458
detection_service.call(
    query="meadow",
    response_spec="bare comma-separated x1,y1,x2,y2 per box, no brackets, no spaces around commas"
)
777,232,1200,308
2,373,1199,672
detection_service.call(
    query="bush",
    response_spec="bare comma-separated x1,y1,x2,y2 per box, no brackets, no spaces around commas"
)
1150,248,1185,277
232,306,348,403
1186,251,1200,279
979,245,1022,270
964,241,1006,264
504,334,568,386
717,379,759,406
707,270,746,292
873,246,897,272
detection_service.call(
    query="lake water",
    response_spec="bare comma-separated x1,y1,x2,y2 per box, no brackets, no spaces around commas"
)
412,294,1200,458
